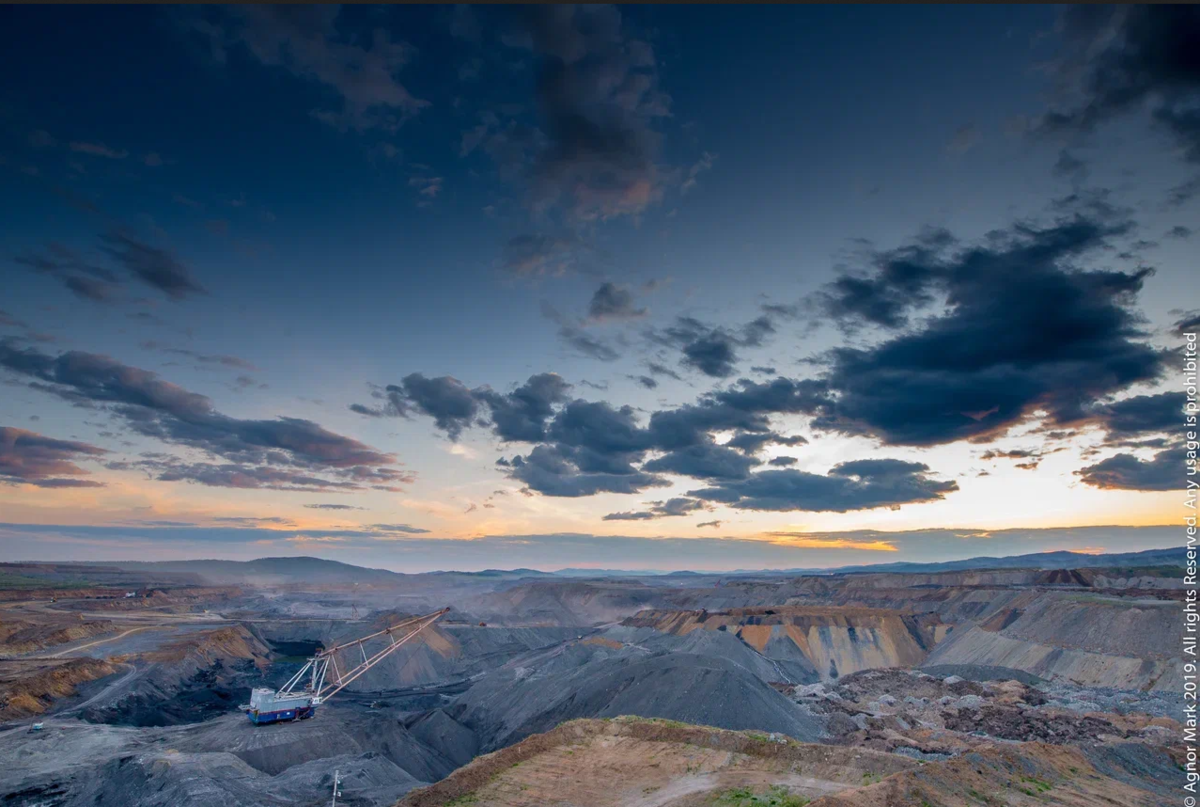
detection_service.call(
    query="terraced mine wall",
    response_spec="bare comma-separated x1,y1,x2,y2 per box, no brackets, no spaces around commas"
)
925,592,1181,691
0,657,119,720
82,625,271,726
0,617,115,656
624,607,947,681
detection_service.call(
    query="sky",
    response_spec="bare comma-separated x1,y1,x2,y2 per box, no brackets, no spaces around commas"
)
0,5,1195,571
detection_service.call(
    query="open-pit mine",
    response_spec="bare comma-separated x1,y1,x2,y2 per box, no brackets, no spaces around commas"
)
0,549,1182,806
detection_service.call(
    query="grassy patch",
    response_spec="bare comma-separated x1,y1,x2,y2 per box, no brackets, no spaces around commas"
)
639,717,691,729
1018,775,1053,793
713,785,809,806
0,573,93,590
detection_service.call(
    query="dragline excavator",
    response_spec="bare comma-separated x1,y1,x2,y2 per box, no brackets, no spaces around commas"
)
242,608,448,725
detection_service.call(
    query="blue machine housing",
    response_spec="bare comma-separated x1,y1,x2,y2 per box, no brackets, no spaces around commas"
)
245,687,317,725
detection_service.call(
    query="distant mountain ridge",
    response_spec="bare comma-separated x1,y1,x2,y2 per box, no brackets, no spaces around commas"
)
804,546,1181,575
96,557,555,585
86,546,1181,584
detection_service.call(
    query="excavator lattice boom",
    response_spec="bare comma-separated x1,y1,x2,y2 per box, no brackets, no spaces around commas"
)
243,608,448,725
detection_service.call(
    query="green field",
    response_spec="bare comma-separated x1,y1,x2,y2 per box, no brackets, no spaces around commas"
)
0,572,95,590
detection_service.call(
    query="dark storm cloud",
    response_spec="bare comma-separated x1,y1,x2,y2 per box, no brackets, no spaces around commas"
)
354,372,572,443
1168,177,1200,208
388,203,1161,503
369,523,430,535
1039,6,1200,161
557,324,620,362
642,442,761,480
768,456,797,467
587,282,645,321
1173,311,1200,336
99,231,206,300
16,228,206,306
1086,392,1186,439
814,228,953,330
497,399,666,496
709,377,829,420
187,5,427,132
540,301,621,362
751,366,777,375
646,362,682,381
388,374,481,439
687,459,957,513
600,510,652,520
723,430,807,455
643,403,768,452
603,496,707,521
348,403,384,418
1166,226,1193,240
213,516,293,525
489,387,939,506
677,331,736,377
111,456,412,492
1075,447,1179,491
0,343,407,491
546,400,651,455
0,426,108,488
651,315,777,378
21,477,107,489
506,442,666,497
475,373,572,442
631,375,657,389
978,448,1065,470
1071,392,1185,491
507,5,670,221
809,207,1167,445
979,449,1039,460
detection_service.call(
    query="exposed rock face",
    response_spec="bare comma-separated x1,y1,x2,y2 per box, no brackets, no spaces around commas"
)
925,624,1177,691
924,593,1180,691
0,618,115,656
82,626,271,726
0,658,118,720
624,607,946,681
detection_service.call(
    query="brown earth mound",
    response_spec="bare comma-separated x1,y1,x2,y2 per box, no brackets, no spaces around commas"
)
397,716,916,807
141,624,270,668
